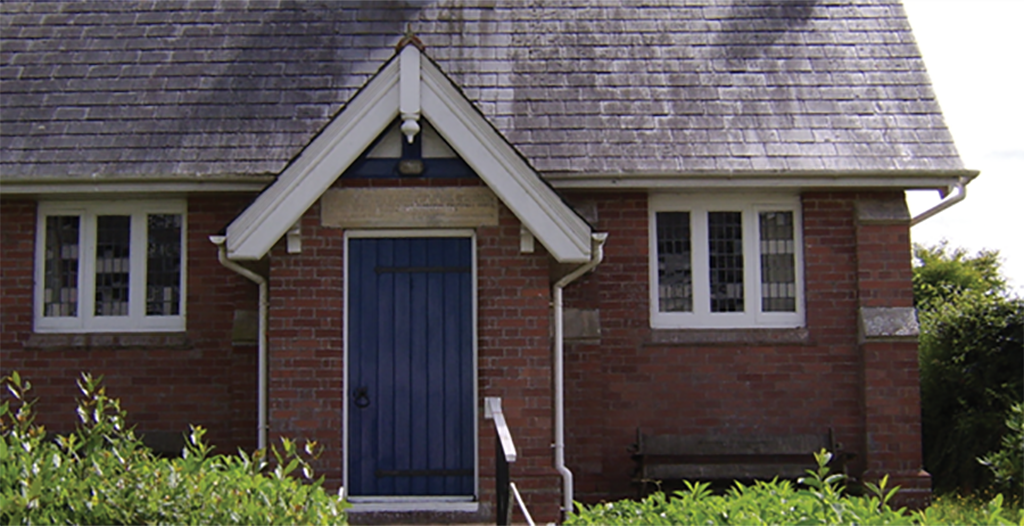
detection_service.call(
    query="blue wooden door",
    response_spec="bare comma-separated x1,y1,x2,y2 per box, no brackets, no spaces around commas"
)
348,237,474,497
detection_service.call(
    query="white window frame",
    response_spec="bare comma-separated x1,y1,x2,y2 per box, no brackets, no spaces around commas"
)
34,200,187,333
648,193,805,329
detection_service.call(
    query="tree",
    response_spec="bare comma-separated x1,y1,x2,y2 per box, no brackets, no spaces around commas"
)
914,243,1024,495
913,243,1006,310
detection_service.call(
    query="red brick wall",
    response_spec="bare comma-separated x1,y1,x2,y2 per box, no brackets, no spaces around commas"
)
0,200,35,352
560,190,922,503
266,199,345,487
0,196,259,452
2,186,926,515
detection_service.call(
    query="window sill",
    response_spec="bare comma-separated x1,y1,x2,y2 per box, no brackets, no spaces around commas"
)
24,332,190,351
644,327,811,346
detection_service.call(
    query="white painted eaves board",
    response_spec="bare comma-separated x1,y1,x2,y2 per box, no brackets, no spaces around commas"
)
420,61,592,263
0,179,272,195
226,61,400,260
544,169,979,191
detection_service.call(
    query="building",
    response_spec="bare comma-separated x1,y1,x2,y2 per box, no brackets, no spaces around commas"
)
0,1,973,522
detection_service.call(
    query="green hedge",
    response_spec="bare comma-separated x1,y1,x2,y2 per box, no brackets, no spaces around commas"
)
568,451,1023,526
0,372,348,525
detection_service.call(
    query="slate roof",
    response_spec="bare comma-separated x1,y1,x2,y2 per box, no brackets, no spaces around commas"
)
0,0,966,182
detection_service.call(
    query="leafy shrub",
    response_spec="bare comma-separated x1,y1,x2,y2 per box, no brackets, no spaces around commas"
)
914,243,1024,494
568,451,899,525
917,494,1024,526
919,289,1024,493
567,451,1023,526
0,372,348,525
980,402,1024,502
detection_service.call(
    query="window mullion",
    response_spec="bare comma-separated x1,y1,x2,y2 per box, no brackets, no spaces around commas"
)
744,207,760,323
80,213,97,329
692,209,710,317
74,216,86,328
130,213,147,325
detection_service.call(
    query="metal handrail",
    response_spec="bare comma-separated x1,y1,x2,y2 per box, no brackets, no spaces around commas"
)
487,397,517,463
485,397,535,526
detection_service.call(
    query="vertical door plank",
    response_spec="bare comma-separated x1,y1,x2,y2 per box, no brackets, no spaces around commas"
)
426,239,446,494
408,238,429,495
375,238,395,496
392,239,412,496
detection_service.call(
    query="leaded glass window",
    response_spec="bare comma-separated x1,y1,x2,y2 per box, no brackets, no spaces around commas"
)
147,214,182,316
759,211,796,312
35,201,185,332
656,212,692,312
94,215,131,316
708,211,744,313
650,194,804,329
43,216,80,317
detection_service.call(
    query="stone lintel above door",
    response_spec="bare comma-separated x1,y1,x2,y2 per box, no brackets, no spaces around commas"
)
322,187,499,229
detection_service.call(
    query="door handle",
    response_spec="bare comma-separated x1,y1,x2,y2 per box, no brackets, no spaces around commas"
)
353,386,370,409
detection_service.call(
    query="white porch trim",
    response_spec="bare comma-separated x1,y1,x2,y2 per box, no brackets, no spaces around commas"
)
224,44,593,263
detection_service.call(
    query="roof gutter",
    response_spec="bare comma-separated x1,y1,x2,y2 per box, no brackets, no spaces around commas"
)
543,169,979,191
0,177,274,196
910,176,968,226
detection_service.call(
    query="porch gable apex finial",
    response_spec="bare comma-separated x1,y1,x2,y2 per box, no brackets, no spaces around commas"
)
395,25,426,52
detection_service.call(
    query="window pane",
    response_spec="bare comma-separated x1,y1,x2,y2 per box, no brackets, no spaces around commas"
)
44,216,80,317
656,212,692,312
146,214,182,316
708,211,744,312
95,215,130,316
759,211,796,312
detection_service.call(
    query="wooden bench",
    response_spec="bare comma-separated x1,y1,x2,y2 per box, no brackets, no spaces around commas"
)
630,429,846,494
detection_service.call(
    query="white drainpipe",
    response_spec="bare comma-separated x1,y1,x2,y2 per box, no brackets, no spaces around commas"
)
910,177,968,226
552,232,608,516
209,235,268,451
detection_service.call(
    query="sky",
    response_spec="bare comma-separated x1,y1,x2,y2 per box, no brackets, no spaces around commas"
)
901,0,1024,294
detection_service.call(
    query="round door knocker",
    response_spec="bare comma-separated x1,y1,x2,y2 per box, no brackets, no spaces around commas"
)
353,387,370,409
